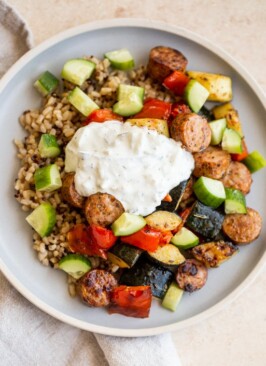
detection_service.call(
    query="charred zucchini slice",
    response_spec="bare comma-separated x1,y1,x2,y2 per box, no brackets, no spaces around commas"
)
145,210,182,231
119,257,173,298
156,180,190,212
191,240,238,267
186,201,224,239
107,242,143,268
197,105,213,122
147,244,185,271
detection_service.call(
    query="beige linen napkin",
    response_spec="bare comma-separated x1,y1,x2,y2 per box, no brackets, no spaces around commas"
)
0,1,182,365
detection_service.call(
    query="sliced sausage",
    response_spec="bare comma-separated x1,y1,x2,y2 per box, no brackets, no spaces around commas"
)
222,208,262,244
77,269,117,307
61,173,84,208
170,113,211,153
191,241,238,268
193,146,231,179
176,259,208,292
220,161,252,195
84,192,124,227
147,46,188,82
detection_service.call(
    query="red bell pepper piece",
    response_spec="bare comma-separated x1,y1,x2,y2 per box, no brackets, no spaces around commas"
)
159,230,173,245
231,139,249,161
173,206,193,234
121,225,161,252
162,193,172,202
83,109,124,125
67,224,95,256
133,98,172,120
67,224,117,259
170,101,191,120
89,224,117,250
163,71,190,96
108,285,152,318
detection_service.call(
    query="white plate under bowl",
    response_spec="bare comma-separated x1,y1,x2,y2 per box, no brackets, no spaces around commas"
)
0,19,265,337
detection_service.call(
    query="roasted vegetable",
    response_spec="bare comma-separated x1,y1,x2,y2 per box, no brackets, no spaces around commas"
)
156,180,190,212
107,242,143,268
186,201,224,239
175,259,208,292
67,224,117,259
126,118,169,137
109,285,152,318
191,240,238,267
84,109,124,124
132,98,172,120
147,244,185,272
145,210,182,231
187,71,232,102
121,226,162,252
231,140,249,162
163,70,190,96
119,257,173,298
212,102,244,137
197,105,213,122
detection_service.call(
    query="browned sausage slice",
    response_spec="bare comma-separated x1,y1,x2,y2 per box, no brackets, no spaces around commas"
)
61,173,84,208
193,146,231,179
84,192,124,227
222,208,262,244
175,259,208,292
191,241,238,268
170,113,211,153
77,269,117,307
220,161,252,195
147,46,188,82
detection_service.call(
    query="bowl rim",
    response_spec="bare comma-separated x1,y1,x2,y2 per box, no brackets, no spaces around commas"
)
0,18,265,337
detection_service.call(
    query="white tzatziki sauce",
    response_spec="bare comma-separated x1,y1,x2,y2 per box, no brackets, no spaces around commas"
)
65,120,194,216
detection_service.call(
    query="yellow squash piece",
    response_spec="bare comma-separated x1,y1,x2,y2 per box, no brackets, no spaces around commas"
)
212,102,244,137
126,118,169,137
187,71,232,102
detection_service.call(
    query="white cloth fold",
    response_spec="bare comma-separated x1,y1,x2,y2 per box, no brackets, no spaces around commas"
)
0,2,182,365
95,333,181,366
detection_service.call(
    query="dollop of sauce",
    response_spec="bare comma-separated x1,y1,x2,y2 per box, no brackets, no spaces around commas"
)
65,121,194,216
